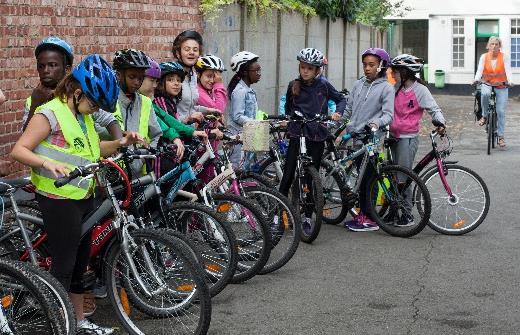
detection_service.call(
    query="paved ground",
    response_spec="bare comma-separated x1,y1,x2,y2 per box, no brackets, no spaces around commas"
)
94,94,520,334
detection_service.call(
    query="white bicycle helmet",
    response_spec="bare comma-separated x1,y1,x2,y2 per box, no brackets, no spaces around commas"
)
390,54,423,73
297,48,325,67
195,54,226,72
230,51,259,72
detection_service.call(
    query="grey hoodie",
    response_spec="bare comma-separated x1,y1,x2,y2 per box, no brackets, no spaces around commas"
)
343,76,394,133
176,69,210,123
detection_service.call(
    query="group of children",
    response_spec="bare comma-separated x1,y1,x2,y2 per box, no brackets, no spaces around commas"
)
2,29,447,334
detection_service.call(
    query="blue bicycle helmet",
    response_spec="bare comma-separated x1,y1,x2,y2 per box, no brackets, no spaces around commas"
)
72,54,119,112
159,61,186,81
35,36,74,66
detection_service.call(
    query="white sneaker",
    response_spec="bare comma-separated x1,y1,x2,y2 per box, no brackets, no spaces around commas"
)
77,319,114,335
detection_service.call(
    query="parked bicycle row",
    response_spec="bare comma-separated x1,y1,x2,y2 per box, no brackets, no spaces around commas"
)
0,29,493,335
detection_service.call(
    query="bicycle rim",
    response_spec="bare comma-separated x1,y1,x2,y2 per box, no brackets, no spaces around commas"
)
424,165,490,235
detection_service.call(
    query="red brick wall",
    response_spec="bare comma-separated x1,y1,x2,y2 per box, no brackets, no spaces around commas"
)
0,0,201,176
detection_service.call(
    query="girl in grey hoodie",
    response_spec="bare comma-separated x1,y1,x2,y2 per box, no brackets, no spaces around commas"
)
343,48,395,232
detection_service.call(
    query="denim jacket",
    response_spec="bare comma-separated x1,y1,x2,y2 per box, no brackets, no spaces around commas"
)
227,80,257,134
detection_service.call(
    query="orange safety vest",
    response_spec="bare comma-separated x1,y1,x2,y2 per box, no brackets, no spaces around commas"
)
482,52,508,86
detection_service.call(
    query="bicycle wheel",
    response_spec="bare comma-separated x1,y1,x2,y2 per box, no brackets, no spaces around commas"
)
487,108,494,155
422,164,490,235
291,166,324,244
241,185,301,275
367,165,431,238
492,111,498,149
0,259,66,335
8,261,76,335
163,201,238,297
104,228,211,335
320,160,349,225
211,193,272,283
258,156,283,187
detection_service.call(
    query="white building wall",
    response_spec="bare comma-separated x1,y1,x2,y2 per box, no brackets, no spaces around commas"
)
427,15,520,85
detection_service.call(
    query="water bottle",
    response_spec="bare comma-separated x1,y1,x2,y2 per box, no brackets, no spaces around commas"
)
279,95,286,116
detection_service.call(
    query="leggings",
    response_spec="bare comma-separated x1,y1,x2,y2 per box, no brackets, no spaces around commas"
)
36,194,93,294
279,138,325,217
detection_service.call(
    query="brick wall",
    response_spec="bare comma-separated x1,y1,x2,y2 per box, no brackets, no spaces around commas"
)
0,0,201,176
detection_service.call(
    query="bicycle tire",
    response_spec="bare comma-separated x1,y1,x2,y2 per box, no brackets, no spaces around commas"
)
487,108,494,155
291,166,324,244
162,201,238,297
257,156,283,187
104,228,211,335
0,259,66,335
241,185,301,275
367,165,431,238
320,159,349,225
9,261,76,335
422,164,490,235
211,193,272,283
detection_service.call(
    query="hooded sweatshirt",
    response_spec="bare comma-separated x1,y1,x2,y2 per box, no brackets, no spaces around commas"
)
175,69,211,123
344,76,394,133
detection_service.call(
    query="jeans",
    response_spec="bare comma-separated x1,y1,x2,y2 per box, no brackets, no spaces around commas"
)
480,84,508,137
390,137,419,213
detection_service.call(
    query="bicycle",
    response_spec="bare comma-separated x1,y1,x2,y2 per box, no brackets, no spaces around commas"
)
319,125,432,237
385,121,490,235
475,81,507,155
0,153,212,335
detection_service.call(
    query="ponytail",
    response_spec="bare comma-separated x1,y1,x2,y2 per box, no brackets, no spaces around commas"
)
291,79,302,96
227,74,242,100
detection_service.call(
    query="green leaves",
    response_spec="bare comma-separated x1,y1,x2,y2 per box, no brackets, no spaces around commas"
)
200,0,410,30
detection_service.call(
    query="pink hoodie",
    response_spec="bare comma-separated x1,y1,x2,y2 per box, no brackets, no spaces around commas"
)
197,82,228,114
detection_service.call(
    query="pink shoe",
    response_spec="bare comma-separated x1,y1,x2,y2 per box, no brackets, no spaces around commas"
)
345,213,379,232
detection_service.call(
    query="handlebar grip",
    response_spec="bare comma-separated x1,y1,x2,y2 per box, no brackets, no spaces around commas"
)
54,168,81,188
265,115,287,120
208,133,217,140
432,120,445,128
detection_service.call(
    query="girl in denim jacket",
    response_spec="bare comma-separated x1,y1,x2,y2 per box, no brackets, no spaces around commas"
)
226,51,261,168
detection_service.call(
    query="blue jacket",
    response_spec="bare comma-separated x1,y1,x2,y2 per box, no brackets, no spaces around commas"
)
227,79,258,135
285,76,346,142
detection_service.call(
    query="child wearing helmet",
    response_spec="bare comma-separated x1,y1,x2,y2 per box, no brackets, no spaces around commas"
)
226,50,262,168
388,54,446,226
278,47,346,234
10,54,144,334
195,54,228,115
112,49,162,173
142,60,207,162
23,36,122,141
343,47,395,232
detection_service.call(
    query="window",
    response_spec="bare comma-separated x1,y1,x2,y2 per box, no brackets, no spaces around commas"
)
512,19,520,68
452,19,465,68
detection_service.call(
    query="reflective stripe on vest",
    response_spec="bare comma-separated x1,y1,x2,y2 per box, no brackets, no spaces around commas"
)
113,94,152,141
482,52,507,85
30,98,100,200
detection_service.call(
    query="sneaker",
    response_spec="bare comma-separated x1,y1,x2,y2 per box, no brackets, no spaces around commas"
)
345,213,379,232
77,319,114,335
302,217,314,235
397,213,415,227
83,292,97,318
92,281,107,299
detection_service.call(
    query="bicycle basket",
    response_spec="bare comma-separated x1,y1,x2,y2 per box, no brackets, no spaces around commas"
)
242,120,270,152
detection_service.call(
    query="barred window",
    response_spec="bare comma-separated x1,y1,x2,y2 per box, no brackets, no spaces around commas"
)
452,19,465,68
512,19,520,67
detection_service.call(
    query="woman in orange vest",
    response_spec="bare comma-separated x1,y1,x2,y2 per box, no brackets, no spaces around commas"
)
473,36,514,147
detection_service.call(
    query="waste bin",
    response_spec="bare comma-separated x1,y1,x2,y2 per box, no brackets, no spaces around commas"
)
423,64,429,82
434,70,445,88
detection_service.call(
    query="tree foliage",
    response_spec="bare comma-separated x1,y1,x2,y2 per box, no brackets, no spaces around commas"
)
200,0,410,31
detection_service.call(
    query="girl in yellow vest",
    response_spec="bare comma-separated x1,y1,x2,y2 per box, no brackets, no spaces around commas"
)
473,36,514,147
10,54,144,334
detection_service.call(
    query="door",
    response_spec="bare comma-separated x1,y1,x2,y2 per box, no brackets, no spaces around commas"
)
475,20,499,73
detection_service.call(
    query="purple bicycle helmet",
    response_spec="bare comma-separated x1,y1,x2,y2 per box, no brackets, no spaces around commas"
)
145,56,161,79
362,48,390,68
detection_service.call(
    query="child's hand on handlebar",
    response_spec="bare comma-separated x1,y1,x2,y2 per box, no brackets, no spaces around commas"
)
173,138,185,159
331,113,341,121
188,112,204,123
120,132,147,148
193,130,208,141
42,160,70,178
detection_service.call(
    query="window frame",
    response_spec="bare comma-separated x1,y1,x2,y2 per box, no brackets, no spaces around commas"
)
511,18,520,68
452,19,465,69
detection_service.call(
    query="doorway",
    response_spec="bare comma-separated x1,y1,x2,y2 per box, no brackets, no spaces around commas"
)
475,19,499,73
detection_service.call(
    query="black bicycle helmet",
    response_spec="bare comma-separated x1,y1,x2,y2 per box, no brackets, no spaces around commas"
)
112,49,150,70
